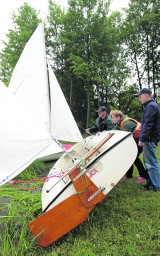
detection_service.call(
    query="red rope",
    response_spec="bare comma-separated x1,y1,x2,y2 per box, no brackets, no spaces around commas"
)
9,169,70,190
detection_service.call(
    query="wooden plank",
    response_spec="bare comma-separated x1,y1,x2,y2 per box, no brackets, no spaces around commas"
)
28,171,106,247
28,194,94,247
69,166,106,207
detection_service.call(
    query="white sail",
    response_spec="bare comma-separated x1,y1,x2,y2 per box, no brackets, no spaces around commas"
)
9,24,50,131
49,63,82,142
0,82,53,186
8,23,82,160
0,23,82,185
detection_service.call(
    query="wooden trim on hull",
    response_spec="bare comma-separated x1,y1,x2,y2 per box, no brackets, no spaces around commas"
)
28,171,106,247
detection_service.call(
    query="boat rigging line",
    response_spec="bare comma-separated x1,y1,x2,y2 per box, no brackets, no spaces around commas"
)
51,136,76,163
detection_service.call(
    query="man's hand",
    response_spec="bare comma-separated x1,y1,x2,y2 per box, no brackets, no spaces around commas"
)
85,128,91,134
138,141,144,147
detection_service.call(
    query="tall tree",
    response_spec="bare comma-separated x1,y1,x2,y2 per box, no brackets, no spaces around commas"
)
47,0,128,127
122,0,160,101
0,3,41,84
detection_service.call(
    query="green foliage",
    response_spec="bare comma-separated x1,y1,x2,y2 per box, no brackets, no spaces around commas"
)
0,0,159,127
0,3,41,84
122,0,160,100
109,84,143,120
0,145,160,255
16,160,46,180
46,0,129,127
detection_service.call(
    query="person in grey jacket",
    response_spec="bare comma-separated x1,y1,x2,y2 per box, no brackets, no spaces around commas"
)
134,88,160,191
86,106,114,134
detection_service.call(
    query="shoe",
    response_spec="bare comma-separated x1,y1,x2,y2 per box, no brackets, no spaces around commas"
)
143,179,152,188
135,177,146,183
148,186,160,192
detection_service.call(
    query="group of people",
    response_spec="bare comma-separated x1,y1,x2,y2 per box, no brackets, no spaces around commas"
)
86,88,160,192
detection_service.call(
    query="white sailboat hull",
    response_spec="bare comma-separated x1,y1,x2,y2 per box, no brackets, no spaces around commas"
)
41,130,137,212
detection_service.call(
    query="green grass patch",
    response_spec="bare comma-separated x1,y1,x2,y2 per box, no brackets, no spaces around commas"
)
0,147,160,256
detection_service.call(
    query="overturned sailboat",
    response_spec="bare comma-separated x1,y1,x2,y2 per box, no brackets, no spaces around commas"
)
28,130,137,246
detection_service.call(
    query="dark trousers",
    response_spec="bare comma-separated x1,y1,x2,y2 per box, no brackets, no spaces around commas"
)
126,144,150,179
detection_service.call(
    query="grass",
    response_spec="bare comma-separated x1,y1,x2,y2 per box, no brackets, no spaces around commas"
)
0,146,160,256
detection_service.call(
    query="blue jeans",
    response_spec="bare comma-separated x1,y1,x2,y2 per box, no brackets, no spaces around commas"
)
143,141,160,189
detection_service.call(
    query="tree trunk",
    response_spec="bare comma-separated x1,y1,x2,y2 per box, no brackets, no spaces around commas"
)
86,88,90,128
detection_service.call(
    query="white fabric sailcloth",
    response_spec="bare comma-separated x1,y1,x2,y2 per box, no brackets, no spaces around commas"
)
48,63,82,141
0,23,82,185
8,23,82,160
0,81,53,186
9,23,50,130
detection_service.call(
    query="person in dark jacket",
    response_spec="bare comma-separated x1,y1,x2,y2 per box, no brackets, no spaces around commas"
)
86,106,114,134
110,110,149,182
134,88,160,191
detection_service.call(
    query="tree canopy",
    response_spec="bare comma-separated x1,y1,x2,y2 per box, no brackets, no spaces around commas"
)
0,0,159,128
